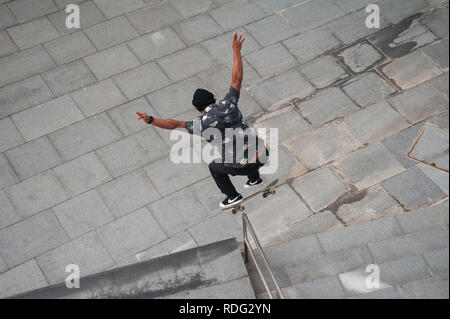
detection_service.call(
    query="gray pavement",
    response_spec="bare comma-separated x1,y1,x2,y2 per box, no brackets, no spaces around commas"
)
0,0,448,298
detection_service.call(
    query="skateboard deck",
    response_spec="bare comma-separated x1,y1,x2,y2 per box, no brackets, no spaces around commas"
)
222,178,279,214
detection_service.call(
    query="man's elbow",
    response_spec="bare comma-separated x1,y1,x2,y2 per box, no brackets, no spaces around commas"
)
231,78,242,91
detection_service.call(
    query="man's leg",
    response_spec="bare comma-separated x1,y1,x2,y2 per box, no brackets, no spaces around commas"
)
246,163,261,182
209,161,240,197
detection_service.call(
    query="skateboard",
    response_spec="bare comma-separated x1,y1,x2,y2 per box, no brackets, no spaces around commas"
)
222,178,279,215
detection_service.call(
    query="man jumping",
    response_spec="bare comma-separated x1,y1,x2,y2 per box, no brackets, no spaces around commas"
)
137,33,268,209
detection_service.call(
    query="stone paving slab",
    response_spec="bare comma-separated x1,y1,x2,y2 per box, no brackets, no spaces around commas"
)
245,184,313,246
382,167,446,210
107,98,157,136
0,153,17,190
0,190,20,230
84,44,141,81
7,17,59,50
0,210,68,267
282,0,345,33
300,56,349,89
292,166,350,212
397,274,449,299
42,60,96,97
395,199,449,233
344,101,408,143
342,72,396,107
423,248,449,275
94,0,146,19
409,126,449,164
0,45,55,88
317,216,403,253
336,185,403,226
368,226,449,264
422,38,449,71
380,0,429,24
4,171,68,218
158,45,216,82
284,275,346,299
420,7,449,38
285,121,362,170
245,13,297,47
36,231,115,285
97,169,161,218
419,164,449,195
173,13,224,46
283,27,341,64
96,128,168,178
84,15,139,51
381,51,442,90
247,69,314,110
0,4,17,30
286,246,373,286
43,31,97,66
0,30,17,58
188,213,240,246
0,260,48,299
12,95,84,142
336,42,385,74
48,113,122,161
0,117,24,153
295,87,358,127
246,43,298,78
143,156,210,197
70,79,127,118
210,0,266,32
388,83,449,124
97,207,167,264
126,1,183,34
6,0,57,22
53,190,114,239
53,152,112,197
127,26,186,63
0,75,54,120
5,136,62,180
113,62,171,100
334,143,405,190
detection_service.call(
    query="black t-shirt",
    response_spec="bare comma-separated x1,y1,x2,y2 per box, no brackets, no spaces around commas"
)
185,87,266,167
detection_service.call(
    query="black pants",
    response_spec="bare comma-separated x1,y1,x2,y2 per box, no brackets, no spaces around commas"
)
209,161,264,197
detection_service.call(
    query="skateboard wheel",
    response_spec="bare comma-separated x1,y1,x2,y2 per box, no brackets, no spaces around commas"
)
262,193,268,198
241,206,245,212
271,189,276,195
232,209,237,215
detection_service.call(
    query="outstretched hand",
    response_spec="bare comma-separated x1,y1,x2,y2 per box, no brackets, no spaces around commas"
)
136,112,149,123
232,32,245,52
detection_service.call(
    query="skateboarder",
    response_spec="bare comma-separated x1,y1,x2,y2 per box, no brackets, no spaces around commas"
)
137,33,268,209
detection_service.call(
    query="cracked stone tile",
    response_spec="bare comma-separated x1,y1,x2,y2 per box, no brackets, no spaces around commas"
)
335,186,403,226
409,125,449,170
336,42,385,73
369,14,438,59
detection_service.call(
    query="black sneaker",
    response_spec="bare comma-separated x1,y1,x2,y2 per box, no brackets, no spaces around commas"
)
220,194,243,209
244,178,264,189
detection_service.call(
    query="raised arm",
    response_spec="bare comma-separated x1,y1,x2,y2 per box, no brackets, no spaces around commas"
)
136,112,185,130
231,32,245,91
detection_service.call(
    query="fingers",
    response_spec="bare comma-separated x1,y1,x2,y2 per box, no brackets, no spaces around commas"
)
233,32,237,41
136,112,148,121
